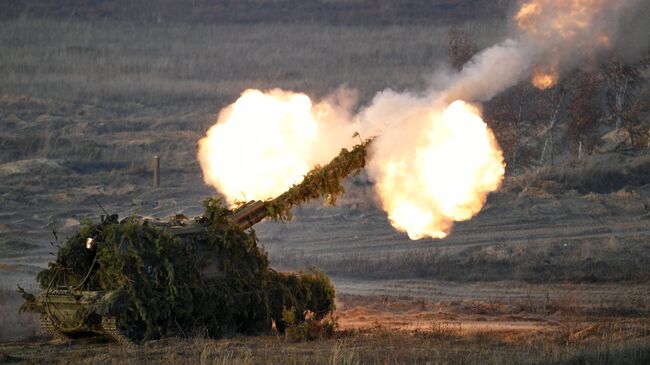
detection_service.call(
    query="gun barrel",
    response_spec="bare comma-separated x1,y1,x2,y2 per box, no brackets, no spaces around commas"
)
227,139,372,230
230,200,268,230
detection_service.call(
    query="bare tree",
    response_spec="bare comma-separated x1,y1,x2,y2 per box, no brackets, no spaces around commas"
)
484,82,542,174
567,71,603,157
626,86,650,148
602,54,649,131
538,83,569,166
448,25,478,71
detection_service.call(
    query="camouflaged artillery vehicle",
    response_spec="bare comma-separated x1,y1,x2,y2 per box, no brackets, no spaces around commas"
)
19,140,370,346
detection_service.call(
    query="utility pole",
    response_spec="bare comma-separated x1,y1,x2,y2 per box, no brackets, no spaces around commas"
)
153,155,160,188
578,140,583,160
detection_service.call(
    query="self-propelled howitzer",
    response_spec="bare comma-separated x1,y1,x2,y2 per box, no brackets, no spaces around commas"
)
19,140,371,345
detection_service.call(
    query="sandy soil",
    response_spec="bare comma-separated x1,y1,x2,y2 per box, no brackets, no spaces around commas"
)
334,281,650,333
1,288,649,364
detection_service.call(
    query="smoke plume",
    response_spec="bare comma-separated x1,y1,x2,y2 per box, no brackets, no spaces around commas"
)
199,0,646,240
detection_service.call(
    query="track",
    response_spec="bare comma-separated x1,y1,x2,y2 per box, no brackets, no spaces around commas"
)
39,314,70,342
100,317,137,348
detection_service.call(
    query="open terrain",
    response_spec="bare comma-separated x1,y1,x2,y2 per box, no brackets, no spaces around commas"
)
2,287,650,364
1,2,650,363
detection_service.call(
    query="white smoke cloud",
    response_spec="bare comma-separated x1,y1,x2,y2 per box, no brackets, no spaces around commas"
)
352,0,646,238
444,39,536,103
201,0,648,239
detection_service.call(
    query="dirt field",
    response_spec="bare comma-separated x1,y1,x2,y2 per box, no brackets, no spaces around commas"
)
1,4,650,364
2,285,650,364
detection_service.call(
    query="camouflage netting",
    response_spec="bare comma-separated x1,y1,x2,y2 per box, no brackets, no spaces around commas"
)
267,270,336,332
266,139,371,221
24,140,376,343
31,198,335,343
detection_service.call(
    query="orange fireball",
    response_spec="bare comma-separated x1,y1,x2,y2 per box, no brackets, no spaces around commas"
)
198,89,321,204
368,100,505,239
531,65,559,90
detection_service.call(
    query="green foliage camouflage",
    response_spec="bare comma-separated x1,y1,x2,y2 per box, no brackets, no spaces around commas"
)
266,139,371,221
267,270,335,332
282,308,339,342
25,140,374,343
32,199,335,343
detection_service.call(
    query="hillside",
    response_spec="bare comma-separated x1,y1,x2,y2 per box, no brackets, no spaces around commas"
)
0,0,509,24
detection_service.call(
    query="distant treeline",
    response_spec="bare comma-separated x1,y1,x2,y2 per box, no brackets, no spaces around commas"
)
0,0,509,25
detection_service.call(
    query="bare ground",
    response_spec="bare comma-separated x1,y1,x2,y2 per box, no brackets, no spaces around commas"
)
1,286,650,364
1,16,649,364
1,92,649,362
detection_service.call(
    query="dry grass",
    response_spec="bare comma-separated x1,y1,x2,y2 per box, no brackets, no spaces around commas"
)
506,153,650,195
0,0,511,25
3,287,649,364
0,17,502,109
270,235,650,283
0,19,503,106
0,17,505,172
3,16,647,286
2,283,649,363
1,12,649,364
1,325,648,365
